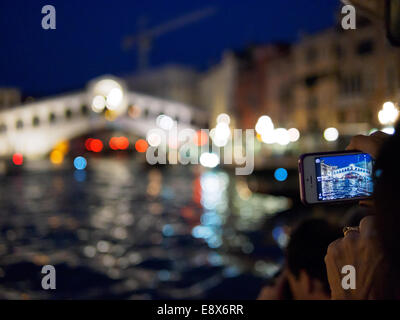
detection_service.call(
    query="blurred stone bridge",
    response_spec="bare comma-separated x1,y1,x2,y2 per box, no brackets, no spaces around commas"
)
0,76,208,159
331,164,371,178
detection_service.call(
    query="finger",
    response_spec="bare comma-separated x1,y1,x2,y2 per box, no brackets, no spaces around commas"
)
343,229,359,242
257,286,275,300
326,237,343,257
324,250,343,299
370,131,390,139
346,135,378,157
275,273,289,293
346,134,366,149
276,269,288,284
359,215,376,237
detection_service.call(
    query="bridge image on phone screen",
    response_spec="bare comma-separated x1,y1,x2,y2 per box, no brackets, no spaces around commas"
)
315,153,373,201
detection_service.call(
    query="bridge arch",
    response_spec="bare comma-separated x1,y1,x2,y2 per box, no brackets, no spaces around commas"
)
0,76,207,159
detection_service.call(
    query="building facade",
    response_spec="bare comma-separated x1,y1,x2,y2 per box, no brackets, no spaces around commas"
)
292,19,400,139
233,44,290,130
197,51,238,128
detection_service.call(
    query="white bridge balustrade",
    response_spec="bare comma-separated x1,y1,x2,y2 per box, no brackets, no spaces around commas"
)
330,164,371,179
0,77,208,159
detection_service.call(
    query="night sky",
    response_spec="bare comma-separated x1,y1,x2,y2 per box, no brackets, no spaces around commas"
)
0,0,340,97
320,154,372,169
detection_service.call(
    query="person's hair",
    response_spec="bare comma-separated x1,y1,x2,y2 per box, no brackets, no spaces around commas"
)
286,218,341,294
373,121,400,299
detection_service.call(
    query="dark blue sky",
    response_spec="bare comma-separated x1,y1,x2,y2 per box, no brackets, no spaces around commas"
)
0,0,340,96
321,154,372,169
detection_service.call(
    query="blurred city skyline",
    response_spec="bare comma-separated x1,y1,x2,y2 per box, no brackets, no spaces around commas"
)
0,0,339,96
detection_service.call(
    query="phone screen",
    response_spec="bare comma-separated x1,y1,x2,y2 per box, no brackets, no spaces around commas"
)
315,153,374,201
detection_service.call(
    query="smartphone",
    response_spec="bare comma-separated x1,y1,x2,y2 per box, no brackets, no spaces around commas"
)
298,151,374,205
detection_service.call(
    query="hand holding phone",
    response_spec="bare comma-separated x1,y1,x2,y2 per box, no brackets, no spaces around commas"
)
299,151,374,204
346,131,390,159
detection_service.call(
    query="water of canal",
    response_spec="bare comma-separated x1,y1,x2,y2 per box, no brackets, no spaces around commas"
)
0,157,291,299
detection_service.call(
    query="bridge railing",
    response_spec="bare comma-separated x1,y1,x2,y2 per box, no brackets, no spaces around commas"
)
0,87,210,157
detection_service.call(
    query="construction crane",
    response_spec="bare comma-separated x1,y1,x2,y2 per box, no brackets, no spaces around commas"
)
122,7,217,72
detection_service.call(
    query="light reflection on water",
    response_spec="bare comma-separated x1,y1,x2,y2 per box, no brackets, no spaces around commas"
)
0,158,290,299
321,178,373,200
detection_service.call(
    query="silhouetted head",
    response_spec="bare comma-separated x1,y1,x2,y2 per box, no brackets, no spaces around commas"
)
286,218,341,300
373,121,400,298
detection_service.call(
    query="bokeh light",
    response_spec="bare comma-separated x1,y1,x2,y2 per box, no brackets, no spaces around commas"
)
215,123,230,139
216,113,230,124
272,226,289,248
12,153,23,166
255,115,274,135
157,115,175,131
109,137,119,150
109,137,129,150
382,126,395,135
91,78,125,113
117,137,129,150
92,95,106,113
210,123,230,147
261,131,276,144
378,101,399,125
147,132,162,147
288,128,300,142
274,168,288,181
135,139,148,153
74,156,87,170
54,141,69,155
323,127,339,141
162,225,174,237
199,153,219,168
50,150,64,165
106,87,123,110
85,138,93,151
90,139,103,152
274,128,290,146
